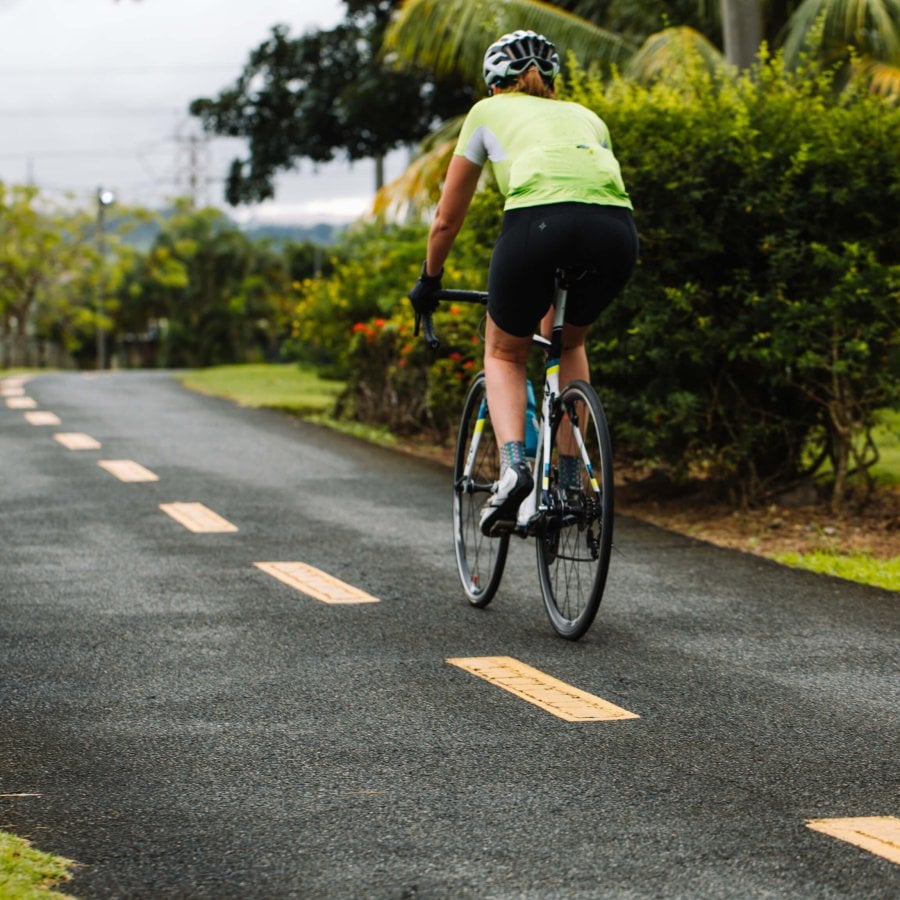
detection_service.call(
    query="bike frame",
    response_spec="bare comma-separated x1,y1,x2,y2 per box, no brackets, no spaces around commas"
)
433,268,601,537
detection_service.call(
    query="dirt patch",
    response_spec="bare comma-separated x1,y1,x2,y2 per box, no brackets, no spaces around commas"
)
616,478,900,562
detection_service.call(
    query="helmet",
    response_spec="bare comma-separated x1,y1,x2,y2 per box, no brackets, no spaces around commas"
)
482,30,561,88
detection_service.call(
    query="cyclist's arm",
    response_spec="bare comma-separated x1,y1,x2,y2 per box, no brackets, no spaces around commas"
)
425,155,482,277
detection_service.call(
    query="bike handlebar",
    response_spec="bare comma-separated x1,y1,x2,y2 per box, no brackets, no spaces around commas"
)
414,289,488,350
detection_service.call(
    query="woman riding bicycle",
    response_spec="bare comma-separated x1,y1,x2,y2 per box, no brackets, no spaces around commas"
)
409,29,638,536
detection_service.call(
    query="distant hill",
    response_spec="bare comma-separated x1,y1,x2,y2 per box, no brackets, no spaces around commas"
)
241,222,345,245
116,213,345,251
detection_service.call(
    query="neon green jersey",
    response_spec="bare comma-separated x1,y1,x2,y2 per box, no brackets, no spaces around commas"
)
454,92,632,211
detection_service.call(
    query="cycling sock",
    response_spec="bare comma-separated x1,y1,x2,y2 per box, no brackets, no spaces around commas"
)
500,440,526,474
559,454,582,489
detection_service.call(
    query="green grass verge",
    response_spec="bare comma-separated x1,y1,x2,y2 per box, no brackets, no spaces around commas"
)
772,551,900,592
0,831,77,898
176,363,344,417
871,409,900,486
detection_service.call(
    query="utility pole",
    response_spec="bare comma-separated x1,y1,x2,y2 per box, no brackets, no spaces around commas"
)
96,188,115,370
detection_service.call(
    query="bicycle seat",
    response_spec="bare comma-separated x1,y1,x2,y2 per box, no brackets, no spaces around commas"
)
555,265,598,288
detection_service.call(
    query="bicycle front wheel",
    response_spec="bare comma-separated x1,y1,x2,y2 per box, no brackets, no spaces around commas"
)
452,372,509,607
536,380,614,639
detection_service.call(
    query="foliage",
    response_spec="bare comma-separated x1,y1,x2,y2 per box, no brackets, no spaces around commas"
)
118,202,299,367
0,183,133,368
564,51,899,508
190,1,473,204
290,189,499,437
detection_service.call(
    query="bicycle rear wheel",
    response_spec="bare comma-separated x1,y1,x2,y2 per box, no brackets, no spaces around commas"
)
536,380,614,639
453,372,509,607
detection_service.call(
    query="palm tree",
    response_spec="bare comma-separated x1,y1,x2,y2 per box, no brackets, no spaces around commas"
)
384,0,899,89
376,0,898,213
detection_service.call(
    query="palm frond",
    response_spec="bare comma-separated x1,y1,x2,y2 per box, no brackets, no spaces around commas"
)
625,26,727,83
782,0,900,65
383,0,637,87
851,55,900,97
372,119,465,219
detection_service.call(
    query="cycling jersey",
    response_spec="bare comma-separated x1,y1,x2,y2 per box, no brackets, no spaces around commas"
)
454,92,632,211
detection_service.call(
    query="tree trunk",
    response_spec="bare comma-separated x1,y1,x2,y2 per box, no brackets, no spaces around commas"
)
374,154,385,193
720,0,763,69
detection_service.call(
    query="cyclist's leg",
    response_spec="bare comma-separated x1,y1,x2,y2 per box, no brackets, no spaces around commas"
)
483,315,531,449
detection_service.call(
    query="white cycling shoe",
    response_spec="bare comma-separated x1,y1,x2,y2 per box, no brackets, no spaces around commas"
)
479,462,533,536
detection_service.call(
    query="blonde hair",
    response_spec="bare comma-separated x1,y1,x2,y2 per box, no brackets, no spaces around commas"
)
494,64,556,99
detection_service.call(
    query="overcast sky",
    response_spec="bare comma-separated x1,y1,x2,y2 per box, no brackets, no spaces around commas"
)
0,0,407,224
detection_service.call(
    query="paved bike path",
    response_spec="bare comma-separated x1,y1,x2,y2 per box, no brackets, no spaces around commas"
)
1,372,897,898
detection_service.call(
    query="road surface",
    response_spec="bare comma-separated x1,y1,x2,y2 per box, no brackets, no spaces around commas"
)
1,371,897,898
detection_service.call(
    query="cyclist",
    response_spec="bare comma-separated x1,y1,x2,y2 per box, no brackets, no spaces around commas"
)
409,29,638,535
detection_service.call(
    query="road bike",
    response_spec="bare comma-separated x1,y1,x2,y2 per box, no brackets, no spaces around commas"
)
418,268,614,640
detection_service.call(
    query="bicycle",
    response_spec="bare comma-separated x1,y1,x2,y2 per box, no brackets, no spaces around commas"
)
417,267,614,640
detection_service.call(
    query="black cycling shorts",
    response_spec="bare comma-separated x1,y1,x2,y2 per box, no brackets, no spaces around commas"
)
487,202,639,337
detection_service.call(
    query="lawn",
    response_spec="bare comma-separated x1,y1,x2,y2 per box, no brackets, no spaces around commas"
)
176,363,344,417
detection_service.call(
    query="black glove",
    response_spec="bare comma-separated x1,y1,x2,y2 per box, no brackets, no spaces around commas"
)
408,262,443,316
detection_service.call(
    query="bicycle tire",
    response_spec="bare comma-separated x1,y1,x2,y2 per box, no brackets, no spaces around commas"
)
452,372,509,607
536,380,614,639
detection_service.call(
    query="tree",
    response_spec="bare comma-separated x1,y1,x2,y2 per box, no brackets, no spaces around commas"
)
384,0,899,90
189,0,473,205
0,184,108,368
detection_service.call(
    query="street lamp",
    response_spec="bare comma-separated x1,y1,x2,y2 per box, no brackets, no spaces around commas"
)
96,188,115,370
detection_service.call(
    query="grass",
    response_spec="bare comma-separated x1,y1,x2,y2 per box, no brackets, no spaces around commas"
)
176,363,344,417
773,551,899,592
871,409,900,486
0,831,77,898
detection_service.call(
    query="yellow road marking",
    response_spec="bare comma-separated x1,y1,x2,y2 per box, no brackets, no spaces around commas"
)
806,817,900,865
255,561,380,604
447,656,640,722
24,411,61,425
159,502,237,533
98,460,159,482
6,396,36,409
54,432,102,450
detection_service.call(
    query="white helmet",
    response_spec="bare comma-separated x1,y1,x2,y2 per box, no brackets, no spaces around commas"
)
482,30,561,88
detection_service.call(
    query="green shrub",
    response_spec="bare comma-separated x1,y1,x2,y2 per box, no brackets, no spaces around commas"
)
565,52,900,506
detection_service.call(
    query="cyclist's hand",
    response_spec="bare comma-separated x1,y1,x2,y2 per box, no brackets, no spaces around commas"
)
408,262,442,316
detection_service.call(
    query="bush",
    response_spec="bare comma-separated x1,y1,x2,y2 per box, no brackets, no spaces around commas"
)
564,52,900,507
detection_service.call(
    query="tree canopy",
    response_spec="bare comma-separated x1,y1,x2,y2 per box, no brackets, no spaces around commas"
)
189,0,473,205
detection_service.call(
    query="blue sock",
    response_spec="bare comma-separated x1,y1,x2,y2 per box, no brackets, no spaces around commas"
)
500,440,526,473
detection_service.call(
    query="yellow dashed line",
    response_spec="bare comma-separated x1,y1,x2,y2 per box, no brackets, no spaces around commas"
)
98,460,159,483
159,502,237,533
255,562,380,604
447,656,640,722
807,816,900,865
5,396,36,409
24,411,61,426
54,432,102,450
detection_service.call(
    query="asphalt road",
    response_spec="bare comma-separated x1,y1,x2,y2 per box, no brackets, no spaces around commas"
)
1,371,898,899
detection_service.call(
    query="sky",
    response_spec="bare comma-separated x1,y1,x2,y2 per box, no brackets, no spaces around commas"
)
0,0,408,225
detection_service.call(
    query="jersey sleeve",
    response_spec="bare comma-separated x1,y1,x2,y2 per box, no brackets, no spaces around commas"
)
454,100,495,166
